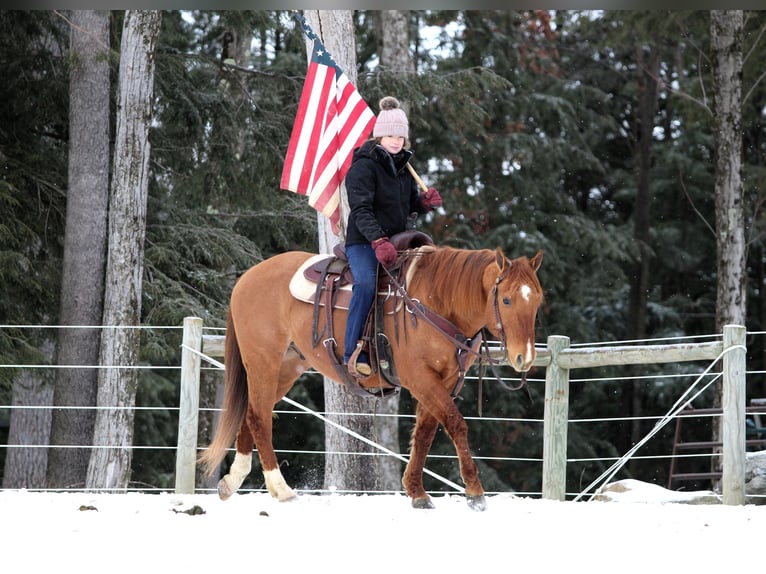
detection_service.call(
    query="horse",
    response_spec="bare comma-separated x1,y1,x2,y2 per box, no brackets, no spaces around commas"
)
198,238,544,511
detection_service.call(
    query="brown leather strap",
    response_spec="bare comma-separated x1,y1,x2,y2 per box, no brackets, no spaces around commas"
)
322,339,398,399
449,331,484,398
323,275,336,347
383,259,501,362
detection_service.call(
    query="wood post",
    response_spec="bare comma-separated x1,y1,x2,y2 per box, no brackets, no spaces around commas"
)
542,335,570,501
722,324,746,505
175,316,202,494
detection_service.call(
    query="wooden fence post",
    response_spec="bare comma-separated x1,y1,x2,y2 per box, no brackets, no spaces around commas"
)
542,335,571,500
722,324,746,505
175,316,203,494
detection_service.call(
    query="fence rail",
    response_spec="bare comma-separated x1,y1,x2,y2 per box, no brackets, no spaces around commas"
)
177,318,749,504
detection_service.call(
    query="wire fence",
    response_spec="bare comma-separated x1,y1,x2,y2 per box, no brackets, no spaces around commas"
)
1,323,765,501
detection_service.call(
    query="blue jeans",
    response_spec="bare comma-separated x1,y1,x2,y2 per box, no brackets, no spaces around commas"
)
343,243,378,363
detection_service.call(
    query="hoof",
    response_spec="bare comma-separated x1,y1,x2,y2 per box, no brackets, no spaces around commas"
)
217,478,234,501
277,491,298,503
466,494,487,511
411,496,435,509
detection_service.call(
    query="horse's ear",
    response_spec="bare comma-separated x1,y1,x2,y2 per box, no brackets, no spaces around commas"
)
530,249,543,272
495,247,507,273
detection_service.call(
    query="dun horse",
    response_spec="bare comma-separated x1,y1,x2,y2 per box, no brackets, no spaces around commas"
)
199,238,543,511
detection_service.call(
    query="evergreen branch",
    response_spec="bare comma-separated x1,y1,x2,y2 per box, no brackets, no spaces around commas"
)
664,11,712,115
678,170,715,237
743,14,766,66
745,186,766,250
638,57,712,117
743,68,766,106
51,10,110,51
220,58,297,80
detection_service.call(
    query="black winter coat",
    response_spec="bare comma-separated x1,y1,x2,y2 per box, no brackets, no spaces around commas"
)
344,140,428,246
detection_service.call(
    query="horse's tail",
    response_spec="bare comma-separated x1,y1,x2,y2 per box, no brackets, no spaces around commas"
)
197,309,249,478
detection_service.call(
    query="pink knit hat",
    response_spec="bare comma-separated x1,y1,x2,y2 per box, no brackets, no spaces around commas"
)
372,96,409,138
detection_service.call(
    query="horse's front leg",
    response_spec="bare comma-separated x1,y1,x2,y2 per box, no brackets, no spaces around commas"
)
407,379,487,512
442,402,486,511
403,402,440,509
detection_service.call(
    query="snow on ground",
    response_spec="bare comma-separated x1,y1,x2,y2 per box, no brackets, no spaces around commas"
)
2,485,763,573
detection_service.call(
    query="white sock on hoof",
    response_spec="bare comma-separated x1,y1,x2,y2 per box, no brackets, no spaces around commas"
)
264,468,297,501
220,452,252,496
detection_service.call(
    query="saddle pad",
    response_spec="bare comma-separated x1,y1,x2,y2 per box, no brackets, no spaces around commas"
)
289,254,354,308
289,252,420,312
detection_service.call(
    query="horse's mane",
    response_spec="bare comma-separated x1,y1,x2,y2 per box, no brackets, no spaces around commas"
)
407,246,497,317
407,246,543,319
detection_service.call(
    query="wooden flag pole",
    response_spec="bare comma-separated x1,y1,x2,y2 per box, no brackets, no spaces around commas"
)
406,162,428,192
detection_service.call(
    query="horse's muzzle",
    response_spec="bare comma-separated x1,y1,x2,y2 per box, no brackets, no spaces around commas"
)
508,342,535,372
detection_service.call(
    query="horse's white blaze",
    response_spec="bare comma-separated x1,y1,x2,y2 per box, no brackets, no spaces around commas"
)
521,284,532,302
264,468,297,501
526,339,534,363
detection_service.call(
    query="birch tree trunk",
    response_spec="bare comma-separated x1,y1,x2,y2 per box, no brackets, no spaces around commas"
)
47,9,110,489
301,10,381,495
86,10,162,491
372,9,415,492
711,9,744,481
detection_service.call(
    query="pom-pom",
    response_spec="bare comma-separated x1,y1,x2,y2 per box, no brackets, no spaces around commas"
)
379,96,400,111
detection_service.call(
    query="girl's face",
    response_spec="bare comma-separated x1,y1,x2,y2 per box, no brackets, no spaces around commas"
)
379,136,405,155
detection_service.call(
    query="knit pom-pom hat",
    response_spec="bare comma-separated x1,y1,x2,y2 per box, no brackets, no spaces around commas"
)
372,96,409,138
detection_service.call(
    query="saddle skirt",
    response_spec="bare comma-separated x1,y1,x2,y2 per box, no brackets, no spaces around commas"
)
288,231,435,310
289,253,355,309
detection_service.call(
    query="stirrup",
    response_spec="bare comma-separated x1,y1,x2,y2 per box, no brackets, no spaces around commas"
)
348,341,372,379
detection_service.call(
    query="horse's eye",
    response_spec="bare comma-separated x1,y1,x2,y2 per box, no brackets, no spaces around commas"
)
502,297,512,306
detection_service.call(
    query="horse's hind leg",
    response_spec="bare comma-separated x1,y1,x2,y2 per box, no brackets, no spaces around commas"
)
248,350,307,502
217,398,297,502
216,350,305,502
246,400,297,502
217,422,254,500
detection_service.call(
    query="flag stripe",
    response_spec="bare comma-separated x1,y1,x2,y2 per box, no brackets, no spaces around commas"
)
280,35,375,235
281,62,333,195
299,70,334,194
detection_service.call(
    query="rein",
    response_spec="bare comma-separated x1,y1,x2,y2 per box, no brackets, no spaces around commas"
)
382,261,487,360
382,254,527,397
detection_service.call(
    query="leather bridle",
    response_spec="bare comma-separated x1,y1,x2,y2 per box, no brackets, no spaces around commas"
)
382,255,527,398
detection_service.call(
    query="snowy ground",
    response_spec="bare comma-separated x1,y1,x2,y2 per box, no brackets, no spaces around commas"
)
2,485,763,573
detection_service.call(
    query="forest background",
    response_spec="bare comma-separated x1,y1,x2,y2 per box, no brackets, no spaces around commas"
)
1,10,765,497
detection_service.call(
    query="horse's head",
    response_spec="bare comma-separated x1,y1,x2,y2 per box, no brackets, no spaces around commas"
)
484,248,544,372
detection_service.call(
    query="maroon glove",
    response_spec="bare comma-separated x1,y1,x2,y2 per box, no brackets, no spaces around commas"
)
372,237,397,267
421,187,443,210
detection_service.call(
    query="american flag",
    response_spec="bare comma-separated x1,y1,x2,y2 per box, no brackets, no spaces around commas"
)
280,19,375,235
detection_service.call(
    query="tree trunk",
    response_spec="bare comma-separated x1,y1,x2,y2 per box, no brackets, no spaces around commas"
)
377,11,413,74
371,9,415,492
86,10,162,491
47,9,110,489
710,9,744,482
625,41,659,470
300,10,381,495
2,340,54,489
